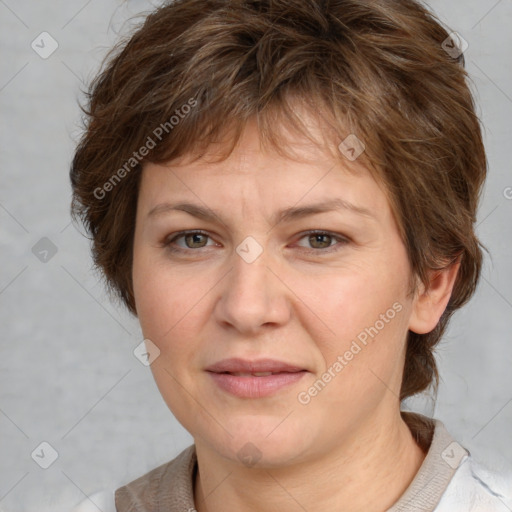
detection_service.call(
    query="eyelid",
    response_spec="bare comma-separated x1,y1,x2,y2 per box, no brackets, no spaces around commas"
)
161,229,351,255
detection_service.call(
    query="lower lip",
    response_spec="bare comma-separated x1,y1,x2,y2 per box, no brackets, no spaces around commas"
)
207,371,307,398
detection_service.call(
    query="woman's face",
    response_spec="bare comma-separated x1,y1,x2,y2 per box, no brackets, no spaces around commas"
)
132,115,420,467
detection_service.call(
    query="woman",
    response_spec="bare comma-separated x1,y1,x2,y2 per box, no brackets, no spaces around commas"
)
70,0,512,510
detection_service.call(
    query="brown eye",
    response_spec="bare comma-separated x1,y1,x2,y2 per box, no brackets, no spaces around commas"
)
182,232,209,249
294,231,350,254
163,230,215,253
307,233,334,249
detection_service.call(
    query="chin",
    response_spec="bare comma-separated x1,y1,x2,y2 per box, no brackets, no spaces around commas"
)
199,416,312,468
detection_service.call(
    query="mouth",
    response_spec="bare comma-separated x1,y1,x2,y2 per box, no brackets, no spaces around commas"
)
205,361,308,398
205,357,307,374
215,371,303,376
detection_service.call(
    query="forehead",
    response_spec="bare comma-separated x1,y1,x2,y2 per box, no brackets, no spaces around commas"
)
137,110,393,225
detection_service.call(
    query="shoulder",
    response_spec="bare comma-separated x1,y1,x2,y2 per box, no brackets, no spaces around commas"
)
71,444,197,512
436,455,512,511
396,412,512,512
115,444,197,511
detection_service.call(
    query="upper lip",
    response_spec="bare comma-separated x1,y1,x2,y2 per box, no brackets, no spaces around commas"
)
205,358,306,373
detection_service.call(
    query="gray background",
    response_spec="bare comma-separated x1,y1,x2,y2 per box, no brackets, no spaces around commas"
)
1,1,511,511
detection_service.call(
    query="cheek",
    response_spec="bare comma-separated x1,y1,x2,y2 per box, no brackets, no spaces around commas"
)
306,288,409,419
301,266,407,351
296,256,411,401
132,254,217,365
133,252,181,341
132,258,208,426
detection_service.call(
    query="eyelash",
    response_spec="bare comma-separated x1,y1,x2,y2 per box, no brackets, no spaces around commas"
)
162,230,350,255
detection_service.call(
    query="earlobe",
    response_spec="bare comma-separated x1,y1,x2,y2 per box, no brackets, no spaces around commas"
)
408,260,461,335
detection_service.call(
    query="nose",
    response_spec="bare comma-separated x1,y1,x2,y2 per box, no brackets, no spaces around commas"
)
214,239,292,336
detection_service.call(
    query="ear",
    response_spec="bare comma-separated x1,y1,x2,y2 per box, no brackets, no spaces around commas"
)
408,259,461,335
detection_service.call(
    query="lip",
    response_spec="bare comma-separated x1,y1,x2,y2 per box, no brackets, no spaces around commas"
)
205,357,306,374
205,358,308,398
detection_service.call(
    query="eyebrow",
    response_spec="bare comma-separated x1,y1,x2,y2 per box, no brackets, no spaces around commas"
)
147,198,375,226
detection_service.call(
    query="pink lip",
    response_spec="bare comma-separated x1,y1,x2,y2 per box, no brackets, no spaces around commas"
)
208,371,307,398
205,358,308,398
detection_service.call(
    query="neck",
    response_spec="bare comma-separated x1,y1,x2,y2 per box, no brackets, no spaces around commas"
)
193,410,427,512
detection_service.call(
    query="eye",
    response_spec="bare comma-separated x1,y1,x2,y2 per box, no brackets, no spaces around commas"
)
163,230,215,252
294,230,350,254
162,229,349,255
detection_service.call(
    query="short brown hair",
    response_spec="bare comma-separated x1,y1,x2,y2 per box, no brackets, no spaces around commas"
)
70,0,487,401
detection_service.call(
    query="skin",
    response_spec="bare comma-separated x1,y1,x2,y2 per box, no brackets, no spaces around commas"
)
132,110,460,512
